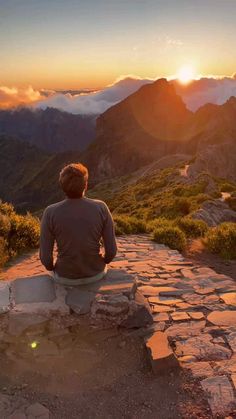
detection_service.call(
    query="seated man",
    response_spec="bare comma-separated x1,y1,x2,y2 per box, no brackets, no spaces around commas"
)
40,162,117,285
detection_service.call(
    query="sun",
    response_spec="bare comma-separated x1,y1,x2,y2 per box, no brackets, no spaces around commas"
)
177,65,195,84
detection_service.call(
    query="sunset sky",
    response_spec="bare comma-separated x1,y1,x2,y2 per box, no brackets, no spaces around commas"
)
0,0,236,89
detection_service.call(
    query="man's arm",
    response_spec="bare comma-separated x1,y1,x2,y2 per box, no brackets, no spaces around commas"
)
102,204,117,264
40,208,55,271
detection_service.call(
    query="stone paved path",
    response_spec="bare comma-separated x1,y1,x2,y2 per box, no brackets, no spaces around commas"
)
1,234,236,417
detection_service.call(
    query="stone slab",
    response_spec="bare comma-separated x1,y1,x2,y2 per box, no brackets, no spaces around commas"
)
201,376,236,417
12,275,56,304
226,332,236,352
208,311,236,327
145,331,179,374
171,312,190,322
175,334,232,361
66,289,95,315
184,361,214,378
0,281,10,313
166,321,206,339
220,292,236,306
148,296,182,306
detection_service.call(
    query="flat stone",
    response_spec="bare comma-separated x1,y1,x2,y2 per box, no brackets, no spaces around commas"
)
188,311,205,320
215,355,236,375
148,296,182,306
152,305,174,313
145,331,179,374
12,275,56,304
226,332,236,352
153,313,169,322
26,402,50,418
8,312,48,336
184,293,219,306
220,293,236,306
139,286,179,297
0,281,10,313
201,376,236,417
171,312,190,321
175,334,232,361
194,287,215,295
66,289,95,314
208,311,236,327
185,361,214,378
166,321,206,339
175,302,192,310
80,270,134,295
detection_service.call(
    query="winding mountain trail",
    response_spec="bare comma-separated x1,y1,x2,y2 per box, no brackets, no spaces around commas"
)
1,235,236,418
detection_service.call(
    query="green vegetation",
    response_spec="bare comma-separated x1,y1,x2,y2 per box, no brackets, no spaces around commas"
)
152,226,187,251
0,201,40,268
205,222,236,260
113,215,146,235
176,217,208,238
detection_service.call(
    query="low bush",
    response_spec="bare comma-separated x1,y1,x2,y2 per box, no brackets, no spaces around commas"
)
152,226,187,251
8,213,40,255
113,215,147,235
146,217,174,232
0,202,40,268
176,217,208,238
205,222,236,259
0,237,8,268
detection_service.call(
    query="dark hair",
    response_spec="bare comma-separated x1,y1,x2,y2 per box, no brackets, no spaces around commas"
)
59,163,88,198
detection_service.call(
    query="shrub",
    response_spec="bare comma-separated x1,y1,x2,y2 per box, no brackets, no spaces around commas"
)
0,212,11,238
220,182,236,192
176,217,208,238
205,222,236,259
0,237,8,268
152,226,187,251
8,213,40,254
113,215,146,235
146,217,174,232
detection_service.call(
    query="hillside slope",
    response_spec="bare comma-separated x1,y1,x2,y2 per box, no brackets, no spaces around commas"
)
0,107,96,152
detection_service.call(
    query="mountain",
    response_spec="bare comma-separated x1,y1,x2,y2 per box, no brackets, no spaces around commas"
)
82,79,192,183
0,107,96,153
1,79,236,213
81,81,236,184
0,135,81,212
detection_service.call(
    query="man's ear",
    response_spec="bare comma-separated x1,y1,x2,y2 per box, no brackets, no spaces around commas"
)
84,180,88,191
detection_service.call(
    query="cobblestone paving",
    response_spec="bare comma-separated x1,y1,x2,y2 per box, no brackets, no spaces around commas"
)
1,234,236,417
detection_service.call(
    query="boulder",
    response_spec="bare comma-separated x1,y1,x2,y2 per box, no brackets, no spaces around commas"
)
145,331,179,374
191,199,236,226
121,290,153,328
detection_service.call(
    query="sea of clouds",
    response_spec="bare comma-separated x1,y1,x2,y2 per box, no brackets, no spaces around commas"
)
0,74,236,115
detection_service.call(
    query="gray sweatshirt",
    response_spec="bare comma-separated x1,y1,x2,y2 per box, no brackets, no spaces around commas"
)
40,197,117,279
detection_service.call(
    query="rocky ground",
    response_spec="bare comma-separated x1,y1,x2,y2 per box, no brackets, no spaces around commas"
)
0,235,236,418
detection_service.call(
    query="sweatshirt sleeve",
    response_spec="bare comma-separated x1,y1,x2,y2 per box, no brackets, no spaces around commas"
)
101,203,117,264
40,208,55,271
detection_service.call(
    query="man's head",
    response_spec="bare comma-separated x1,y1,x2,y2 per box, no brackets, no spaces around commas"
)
59,163,88,199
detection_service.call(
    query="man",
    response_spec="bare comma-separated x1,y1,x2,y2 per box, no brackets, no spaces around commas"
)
40,162,117,285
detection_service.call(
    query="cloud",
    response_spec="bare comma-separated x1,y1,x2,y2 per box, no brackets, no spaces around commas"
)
173,76,236,111
33,76,153,115
1,74,236,115
0,86,45,109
